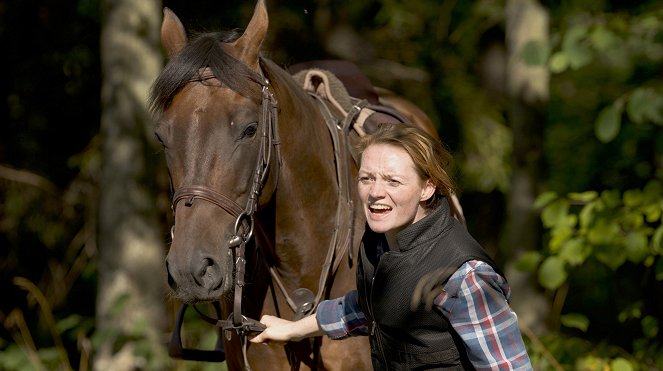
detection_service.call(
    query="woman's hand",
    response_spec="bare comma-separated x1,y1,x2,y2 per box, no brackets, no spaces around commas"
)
250,315,296,344
249,314,324,344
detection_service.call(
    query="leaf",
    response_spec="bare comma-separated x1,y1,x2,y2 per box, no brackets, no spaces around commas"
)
595,244,627,270
589,26,618,51
534,191,558,209
515,251,543,272
642,315,659,338
595,104,622,143
541,198,570,228
567,191,598,203
610,357,634,371
538,256,567,290
560,313,590,332
562,24,593,69
627,88,663,125
520,40,549,66
623,189,643,208
559,238,590,266
651,226,663,253
549,52,569,73
625,231,649,263
579,202,597,230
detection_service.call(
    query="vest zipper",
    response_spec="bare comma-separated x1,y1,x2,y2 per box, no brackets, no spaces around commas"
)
368,253,389,369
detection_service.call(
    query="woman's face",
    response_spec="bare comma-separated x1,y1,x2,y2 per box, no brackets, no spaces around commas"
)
357,143,435,234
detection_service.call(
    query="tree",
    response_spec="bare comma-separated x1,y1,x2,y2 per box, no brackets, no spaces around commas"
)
95,1,168,369
503,0,551,336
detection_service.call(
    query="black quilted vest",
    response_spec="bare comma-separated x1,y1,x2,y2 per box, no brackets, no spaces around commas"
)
356,198,500,370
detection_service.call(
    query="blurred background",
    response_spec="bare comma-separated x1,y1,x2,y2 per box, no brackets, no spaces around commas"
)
1,0,662,369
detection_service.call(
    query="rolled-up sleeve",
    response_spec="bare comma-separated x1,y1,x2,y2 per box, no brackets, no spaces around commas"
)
316,290,370,339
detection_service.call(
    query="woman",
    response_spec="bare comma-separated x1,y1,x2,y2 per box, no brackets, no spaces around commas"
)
251,123,532,370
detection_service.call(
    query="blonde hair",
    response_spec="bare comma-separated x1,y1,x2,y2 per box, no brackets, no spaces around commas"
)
355,123,461,219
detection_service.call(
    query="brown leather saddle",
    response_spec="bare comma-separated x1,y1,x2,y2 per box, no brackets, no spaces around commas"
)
288,59,409,136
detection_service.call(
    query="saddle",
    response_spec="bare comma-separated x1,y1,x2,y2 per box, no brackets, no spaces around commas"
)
289,60,409,138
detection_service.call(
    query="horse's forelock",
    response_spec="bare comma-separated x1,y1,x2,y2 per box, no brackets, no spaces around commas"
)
149,30,263,115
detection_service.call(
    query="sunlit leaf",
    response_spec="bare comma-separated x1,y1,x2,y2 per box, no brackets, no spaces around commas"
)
587,220,620,245
595,104,622,143
579,202,598,230
610,358,634,371
534,191,558,209
625,231,649,263
618,301,643,322
567,191,598,203
549,51,569,73
538,256,567,290
542,198,570,228
560,238,590,266
560,313,589,332
515,251,543,272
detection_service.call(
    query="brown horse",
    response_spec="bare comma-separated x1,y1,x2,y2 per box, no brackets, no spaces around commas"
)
150,1,449,369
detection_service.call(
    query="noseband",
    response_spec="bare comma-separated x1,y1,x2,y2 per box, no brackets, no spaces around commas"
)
168,78,281,369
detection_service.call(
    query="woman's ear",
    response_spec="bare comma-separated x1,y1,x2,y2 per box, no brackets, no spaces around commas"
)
420,180,436,202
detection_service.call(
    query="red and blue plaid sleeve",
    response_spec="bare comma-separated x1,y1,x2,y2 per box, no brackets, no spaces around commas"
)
436,260,532,370
316,290,370,340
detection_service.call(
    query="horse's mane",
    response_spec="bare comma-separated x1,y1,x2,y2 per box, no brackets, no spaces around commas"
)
149,30,265,115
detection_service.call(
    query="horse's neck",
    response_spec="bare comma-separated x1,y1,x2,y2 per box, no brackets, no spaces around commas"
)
266,67,342,286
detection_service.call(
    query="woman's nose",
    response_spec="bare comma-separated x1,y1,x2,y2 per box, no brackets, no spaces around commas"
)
368,181,385,198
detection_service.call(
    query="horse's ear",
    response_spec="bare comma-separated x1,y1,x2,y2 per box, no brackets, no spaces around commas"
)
161,7,188,59
232,0,268,69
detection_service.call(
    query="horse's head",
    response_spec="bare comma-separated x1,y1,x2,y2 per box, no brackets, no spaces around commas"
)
150,1,277,303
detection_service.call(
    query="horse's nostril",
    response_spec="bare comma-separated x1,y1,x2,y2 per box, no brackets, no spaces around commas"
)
196,257,222,290
166,261,178,290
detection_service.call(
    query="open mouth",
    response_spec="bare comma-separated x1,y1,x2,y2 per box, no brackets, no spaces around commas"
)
369,204,392,214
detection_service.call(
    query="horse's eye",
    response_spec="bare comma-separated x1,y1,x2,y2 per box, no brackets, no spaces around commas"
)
242,123,258,138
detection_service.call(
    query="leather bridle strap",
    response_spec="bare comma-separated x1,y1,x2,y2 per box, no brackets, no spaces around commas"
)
172,185,244,219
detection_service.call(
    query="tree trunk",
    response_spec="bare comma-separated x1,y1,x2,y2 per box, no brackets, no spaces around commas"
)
504,0,551,336
95,1,166,369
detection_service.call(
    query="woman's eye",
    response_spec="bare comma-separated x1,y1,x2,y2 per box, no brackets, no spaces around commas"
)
358,176,372,183
242,123,258,138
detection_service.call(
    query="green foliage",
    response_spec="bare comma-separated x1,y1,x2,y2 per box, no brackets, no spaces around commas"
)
528,180,663,289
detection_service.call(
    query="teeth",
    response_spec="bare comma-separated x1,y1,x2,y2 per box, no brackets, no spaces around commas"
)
370,204,391,210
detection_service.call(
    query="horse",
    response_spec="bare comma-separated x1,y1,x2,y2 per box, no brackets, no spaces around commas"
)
150,1,450,369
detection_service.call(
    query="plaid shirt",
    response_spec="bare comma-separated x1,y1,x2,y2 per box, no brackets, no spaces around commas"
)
316,260,532,370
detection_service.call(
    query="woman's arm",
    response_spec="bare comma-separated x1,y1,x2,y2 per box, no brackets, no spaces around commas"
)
436,260,532,370
250,290,369,344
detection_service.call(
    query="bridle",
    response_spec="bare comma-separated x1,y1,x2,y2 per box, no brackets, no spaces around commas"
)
168,76,281,370
166,63,358,370
166,68,342,370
